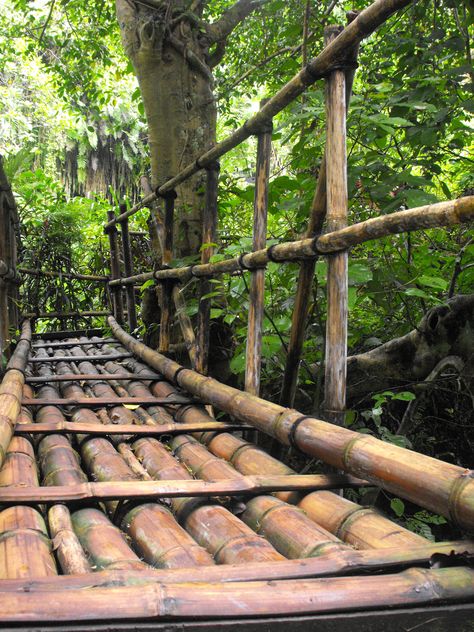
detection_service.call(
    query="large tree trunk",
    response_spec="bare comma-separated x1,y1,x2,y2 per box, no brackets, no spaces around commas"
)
346,294,474,400
116,0,216,256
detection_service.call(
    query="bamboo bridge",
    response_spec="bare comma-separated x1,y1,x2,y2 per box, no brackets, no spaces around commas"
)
0,0,473,628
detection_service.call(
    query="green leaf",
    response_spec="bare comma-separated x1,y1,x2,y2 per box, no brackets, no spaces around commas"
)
390,498,405,517
417,275,448,290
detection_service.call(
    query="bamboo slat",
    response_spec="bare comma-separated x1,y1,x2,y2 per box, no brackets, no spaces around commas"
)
108,318,474,530
21,395,196,406
28,352,132,363
2,567,473,622
47,505,92,575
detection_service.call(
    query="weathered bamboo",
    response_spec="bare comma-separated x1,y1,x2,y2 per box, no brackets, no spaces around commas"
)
0,540,470,590
132,438,285,564
245,105,272,399
158,191,176,354
71,508,147,571
171,284,199,367
26,372,157,383
18,268,108,282
108,317,474,530
109,196,474,286
23,310,110,319
31,328,103,341
38,434,88,486
32,338,117,348
28,352,132,363
104,0,415,231
119,212,138,332
22,395,196,406
0,320,31,469
196,163,220,374
47,505,92,575
121,503,215,568
280,26,359,407
16,420,247,436
3,567,474,622
324,25,348,424
0,436,57,579
299,491,426,549
105,209,124,324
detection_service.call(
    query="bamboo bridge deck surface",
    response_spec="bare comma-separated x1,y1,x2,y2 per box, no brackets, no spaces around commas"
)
0,326,473,627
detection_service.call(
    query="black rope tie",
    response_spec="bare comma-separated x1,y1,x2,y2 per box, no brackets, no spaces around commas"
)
288,415,313,449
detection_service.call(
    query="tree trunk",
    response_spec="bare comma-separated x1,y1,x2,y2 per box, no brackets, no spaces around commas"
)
346,294,474,400
116,0,216,257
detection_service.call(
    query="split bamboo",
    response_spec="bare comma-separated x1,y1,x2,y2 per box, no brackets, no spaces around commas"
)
108,317,474,531
47,505,92,575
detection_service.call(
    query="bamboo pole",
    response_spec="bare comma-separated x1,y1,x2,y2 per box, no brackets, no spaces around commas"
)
18,268,108,282
0,320,31,469
196,163,220,374
108,196,474,286
105,209,124,324
108,317,474,530
47,505,92,575
2,567,473,622
158,191,176,354
23,310,110,319
18,420,247,436
280,25,359,407
28,352,132,363
26,372,157,383
324,25,348,424
119,210,138,332
0,540,470,591
104,0,414,231
245,104,272,398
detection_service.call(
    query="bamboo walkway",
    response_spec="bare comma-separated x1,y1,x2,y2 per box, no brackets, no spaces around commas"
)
0,322,472,624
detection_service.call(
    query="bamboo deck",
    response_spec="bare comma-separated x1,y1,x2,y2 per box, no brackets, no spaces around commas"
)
0,326,472,626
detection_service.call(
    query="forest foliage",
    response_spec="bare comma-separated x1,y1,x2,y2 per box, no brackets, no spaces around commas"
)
1,0,473,533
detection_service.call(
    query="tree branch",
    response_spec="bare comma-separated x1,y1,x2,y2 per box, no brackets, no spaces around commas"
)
206,0,269,43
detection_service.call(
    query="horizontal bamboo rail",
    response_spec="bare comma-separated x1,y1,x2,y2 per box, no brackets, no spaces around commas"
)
31,338,118,348
23,310,110,319
21,395,197,406
26,372,159,383
0,474,368,505
0,540,469,590
109,196,474,286
16,420,247,436
28,352,132,363
105,0,414,230
18,268,108,282
2,567,473,622
109,317,474,531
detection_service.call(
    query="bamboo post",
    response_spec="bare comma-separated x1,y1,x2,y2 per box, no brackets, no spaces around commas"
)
245,104,272,397
118,206,138,332
280,23,359,408
197,162,220,374
105,209,124,324
323,25,348,425
158,190,176,353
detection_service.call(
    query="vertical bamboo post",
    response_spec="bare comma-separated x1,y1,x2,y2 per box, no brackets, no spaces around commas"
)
197,163,220,374
158,191,176,354
245,102,272,398
324,24,348,425
105,210,124,325
119,205,138,332
280,21,359,408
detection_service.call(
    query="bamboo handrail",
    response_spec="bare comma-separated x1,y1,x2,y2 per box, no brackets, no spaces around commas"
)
18,268,109,282
104,0,414,230
108,317,474,531
0,474,368,505
108,196,474,286
23,310,110,319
